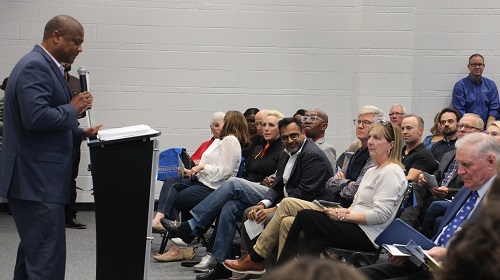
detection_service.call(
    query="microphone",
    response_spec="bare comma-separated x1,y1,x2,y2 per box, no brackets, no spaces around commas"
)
76,66,93,129
77,66,89,92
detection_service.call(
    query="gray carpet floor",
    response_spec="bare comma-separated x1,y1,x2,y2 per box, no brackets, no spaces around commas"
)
0,211,221,280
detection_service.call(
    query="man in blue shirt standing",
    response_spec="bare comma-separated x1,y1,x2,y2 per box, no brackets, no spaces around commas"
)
452,53,499,128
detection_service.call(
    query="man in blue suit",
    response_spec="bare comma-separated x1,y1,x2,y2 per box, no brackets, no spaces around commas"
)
358,132,500,280
0,15,102,279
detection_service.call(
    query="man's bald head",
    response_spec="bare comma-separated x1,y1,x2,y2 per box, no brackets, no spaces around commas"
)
43,15,83,41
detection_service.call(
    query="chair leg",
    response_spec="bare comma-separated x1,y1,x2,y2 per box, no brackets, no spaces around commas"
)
159,232,170,254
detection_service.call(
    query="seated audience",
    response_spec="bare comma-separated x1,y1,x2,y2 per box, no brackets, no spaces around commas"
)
301,109,337,169
406,114,482,231
263,257,367,280
486,120,500,144
223,120,407,275
431,108,461,163
427,146,500,280
190,112,225,165
219,117,335,278
423,111,443,150
242,107,260,160
417,113,484,236
151,111,249,262
160,110,285,275
400,114,437,182
324,106,379,208
343,106,385,166
358,132,499,280
436,200,500,280
293,109,306,120
388,103,405,127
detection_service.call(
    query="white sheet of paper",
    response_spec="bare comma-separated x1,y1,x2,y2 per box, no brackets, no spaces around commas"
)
244,219,264,240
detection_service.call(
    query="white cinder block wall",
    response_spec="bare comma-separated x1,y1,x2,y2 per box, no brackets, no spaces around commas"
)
1,0,499,202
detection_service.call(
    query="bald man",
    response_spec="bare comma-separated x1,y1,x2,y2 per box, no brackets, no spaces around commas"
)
0,15,101,279
301,109,337,170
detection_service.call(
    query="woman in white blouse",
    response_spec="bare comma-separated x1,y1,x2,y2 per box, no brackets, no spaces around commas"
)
154,110,250,224
152,111,249,261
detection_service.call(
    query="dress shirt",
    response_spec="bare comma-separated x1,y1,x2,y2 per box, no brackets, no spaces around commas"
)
452,74,499,125
434,175,494,247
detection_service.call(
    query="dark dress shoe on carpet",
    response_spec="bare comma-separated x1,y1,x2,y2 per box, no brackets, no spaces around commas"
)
181,259,200,267
66,218,87,229
196,263,232,280
160,218,196,244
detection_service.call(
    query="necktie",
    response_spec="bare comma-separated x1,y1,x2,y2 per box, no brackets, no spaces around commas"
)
436,191,479,246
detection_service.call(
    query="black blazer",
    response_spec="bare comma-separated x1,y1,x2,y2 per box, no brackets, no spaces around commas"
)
264,138,334,206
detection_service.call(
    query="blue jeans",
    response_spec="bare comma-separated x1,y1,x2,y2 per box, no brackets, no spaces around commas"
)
157,177,214,221
190,177,268,262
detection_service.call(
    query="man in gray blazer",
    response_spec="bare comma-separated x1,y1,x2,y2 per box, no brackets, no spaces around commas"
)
0,15,101,279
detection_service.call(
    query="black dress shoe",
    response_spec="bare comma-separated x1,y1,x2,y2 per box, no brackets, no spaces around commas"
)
160,218,196,244
196,263,232,280
66,218,87,229
181,259,200,267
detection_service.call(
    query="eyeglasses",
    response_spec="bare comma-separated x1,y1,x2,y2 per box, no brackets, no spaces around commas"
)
375,119,393,128
301,116,325,122
389,112,404,117
281,132,300,142
470,63,484,68
457,124,481,131
353,119,374,127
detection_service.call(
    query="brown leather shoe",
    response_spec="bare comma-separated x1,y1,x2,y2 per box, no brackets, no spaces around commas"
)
153,246,196,262
223,255,265,275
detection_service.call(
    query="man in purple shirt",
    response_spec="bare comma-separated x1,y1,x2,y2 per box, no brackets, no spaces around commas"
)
452,53,499,128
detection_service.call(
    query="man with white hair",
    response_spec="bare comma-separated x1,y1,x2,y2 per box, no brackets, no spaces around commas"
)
389,104,406,127
359,132,499,280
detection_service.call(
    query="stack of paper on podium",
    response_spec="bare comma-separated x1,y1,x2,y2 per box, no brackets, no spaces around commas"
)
97,125,159,141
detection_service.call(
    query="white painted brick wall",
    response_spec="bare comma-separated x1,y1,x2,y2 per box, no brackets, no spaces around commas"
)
1,0,500,202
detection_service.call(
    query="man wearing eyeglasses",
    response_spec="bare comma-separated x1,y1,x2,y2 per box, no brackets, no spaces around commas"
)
225,117,334,278
452,53,499,128
301,109,337,170
388,104,406,127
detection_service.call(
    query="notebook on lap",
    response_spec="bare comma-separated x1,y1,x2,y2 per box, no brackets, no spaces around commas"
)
375,218,436,250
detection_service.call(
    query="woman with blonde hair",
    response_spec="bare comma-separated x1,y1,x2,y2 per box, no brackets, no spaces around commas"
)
276,121,407,264
486,120,500,144
423,111,444,150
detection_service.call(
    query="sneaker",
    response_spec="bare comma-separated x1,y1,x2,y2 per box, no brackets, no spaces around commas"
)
193,253,218,273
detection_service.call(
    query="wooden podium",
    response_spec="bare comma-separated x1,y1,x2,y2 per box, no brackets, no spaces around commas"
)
88,128,160,280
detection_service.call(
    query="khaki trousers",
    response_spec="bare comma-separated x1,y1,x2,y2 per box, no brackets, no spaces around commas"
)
253,197,322,258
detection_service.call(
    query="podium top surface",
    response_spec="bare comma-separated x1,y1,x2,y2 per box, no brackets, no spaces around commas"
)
87,130,161,147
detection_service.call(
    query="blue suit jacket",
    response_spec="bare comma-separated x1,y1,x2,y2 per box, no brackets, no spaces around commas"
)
264,138,334,205
0,45,83,204
432,186,477,241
